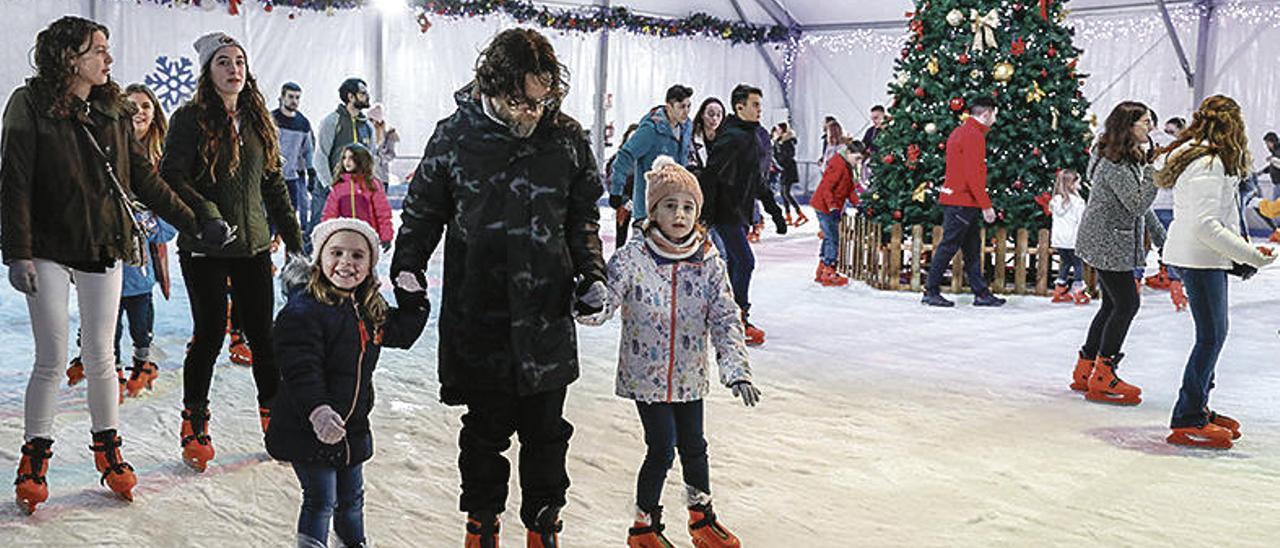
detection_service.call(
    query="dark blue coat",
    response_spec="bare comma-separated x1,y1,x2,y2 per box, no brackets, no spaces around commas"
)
266,290,427,467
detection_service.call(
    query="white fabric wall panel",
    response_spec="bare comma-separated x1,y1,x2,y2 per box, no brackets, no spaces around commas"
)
1205,9,1280,164
0,0,91,103
791,31,901,167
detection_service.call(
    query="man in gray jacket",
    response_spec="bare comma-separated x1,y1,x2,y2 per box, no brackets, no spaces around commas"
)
272,82,316,230
309,77,374,249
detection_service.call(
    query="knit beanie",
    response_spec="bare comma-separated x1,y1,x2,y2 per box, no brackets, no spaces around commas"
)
645,155,703,218
310,218,381,266
194,32,245,69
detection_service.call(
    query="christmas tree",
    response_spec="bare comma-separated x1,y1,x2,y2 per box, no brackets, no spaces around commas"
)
863,0,1094,234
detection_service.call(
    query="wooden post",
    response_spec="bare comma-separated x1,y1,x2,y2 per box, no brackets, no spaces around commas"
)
1036,229,1051,295
876,224,887,289
911,225,924,292
889,224,903,290
1014,228,1029,295
993,227,1008,294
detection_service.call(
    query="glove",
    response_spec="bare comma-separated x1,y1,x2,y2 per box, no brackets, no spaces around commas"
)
772,214,788,235
731,381,761,407
608,194,625,209
196,219,238,249
381,241,392,252
7,259,38,295
574,279,607,316
1169,280,1187,312
308,405,346,445
306,168,318,192
393,270,430,313
279,252,312,293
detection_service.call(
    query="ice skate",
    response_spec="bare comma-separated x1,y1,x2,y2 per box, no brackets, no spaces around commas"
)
1209,411,1242,440
820,265,848,287
1144,265,1171,289
814,261,826,283
526,505,562,548
66,356,85,386
258,406,271,433
1167,423,1234,449
784,212,793,226
1071,288,1091,305
1085,355,1141,405
1051,284,1073,303
116,366,126,404
125,358,159,397
628,506,676,548
228,331,253,366
14,437,53,514
793,211,809,227
1069,351,1094,392
180,407,215,472
465,512,500,548
1169,280,1187,312
90,429,136,502
687,503,740,548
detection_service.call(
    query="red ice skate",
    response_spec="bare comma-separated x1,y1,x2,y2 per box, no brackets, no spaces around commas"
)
1051,284,1073,303
125,358,159,397
14,437,53,514
1069,351,1094,392
628,507,676,548
465,513,500,548
1085,355,1141,405
228,331,253,366
1209,411,1241,440
66,356,85,386
180,407,215,472
1167,423,1234,449
687,503,740,548
90,429,136,501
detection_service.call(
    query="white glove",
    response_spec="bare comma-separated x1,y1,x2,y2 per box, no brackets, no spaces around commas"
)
395,270,424,292
308,405,346,445
573,280,607,316
575,310,610,326
731,381,761,407
8,259,37,295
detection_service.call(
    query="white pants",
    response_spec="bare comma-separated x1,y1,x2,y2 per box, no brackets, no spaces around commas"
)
24,259,122,440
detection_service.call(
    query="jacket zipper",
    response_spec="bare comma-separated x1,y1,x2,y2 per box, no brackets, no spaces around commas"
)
666,263,678,403
345,301,366,467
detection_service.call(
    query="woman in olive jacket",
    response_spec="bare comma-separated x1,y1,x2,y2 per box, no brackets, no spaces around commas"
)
2,17,232,512
159,32,304,472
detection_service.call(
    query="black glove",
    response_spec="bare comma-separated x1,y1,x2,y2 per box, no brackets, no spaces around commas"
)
574,279,606,316
306,168,318,192
196,219,237,249
772,214,788,235
381,241,392,252
1229,262,1258,280
608,194,625,209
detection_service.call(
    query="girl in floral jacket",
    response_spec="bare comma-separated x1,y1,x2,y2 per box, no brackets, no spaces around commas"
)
579,155,759,548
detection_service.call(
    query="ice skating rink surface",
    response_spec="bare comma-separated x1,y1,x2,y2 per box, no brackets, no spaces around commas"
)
2,208,1279,547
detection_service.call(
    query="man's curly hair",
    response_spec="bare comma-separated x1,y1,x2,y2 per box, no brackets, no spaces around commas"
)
474,28,568,106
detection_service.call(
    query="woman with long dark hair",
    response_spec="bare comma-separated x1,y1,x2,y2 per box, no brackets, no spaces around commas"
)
773,121,805,226
688,97,724,173
1159,95,1274,448
1069,101,1163,406
3,16,232,513
159,32,304,472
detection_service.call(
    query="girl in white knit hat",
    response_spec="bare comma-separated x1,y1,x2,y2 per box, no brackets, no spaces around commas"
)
579,155,760,548
266,218,428,548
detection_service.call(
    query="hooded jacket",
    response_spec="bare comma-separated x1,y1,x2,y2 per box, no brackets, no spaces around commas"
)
699,115,782,227
322,173,394,243
610,106,692,219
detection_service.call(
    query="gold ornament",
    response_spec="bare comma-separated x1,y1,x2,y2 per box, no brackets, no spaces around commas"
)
1051,107,1060,130
924,122,938,134
1058,9,1071,23
1025,81,1046,103
895,72,910,86
969,9,1000,52
946,9,965,27
970,69,984,80
912,182,929,203
1089,113,1099,128
959,112,972,122
927,57,940,75
872,193,880,200
993,62,1015,82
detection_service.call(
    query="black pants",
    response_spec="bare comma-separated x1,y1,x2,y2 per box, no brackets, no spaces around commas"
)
925,205,989,295
780,182,802,216
458,387,573,528
1082,269,1142,359
180,251,279,409
635,400,709,513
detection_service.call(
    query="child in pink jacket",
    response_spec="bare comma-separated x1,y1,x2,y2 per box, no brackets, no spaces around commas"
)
322,143,394,249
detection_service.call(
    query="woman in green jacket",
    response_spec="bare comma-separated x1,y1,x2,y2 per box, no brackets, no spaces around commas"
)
159,32,304,472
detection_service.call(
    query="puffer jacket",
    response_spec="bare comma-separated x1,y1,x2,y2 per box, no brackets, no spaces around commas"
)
1075,153,1165,271
594,236,750,403
610,106,692,219
1,85,198,264
1163,142,1270,270
322,173,394,243
1049,192,1086,249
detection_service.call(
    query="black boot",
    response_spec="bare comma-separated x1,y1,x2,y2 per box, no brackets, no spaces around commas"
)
921,291,955,307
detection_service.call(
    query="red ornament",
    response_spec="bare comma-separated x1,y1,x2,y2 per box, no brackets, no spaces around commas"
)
882,154,896,165
996,210,1006,221
264,3,273,12
1011,37,1027,56
1032,147,1042,156
914,87,926,98
1047,45,1058,58
958,53,971,65
893,210,903,220
907,144,921,164
901,47,911,59
991,89,1000,98
915,43,925,52
867,208,875,217
949,97,965,112
938,142,946,151
1012,180,1024,190
1040,69,1048,78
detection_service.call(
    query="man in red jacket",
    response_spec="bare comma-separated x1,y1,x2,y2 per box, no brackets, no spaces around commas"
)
923,96,1006,307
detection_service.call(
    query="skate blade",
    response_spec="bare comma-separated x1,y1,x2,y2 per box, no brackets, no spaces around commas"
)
1166,431,1233,449
15,496,39,515
1085,391,1141,406
184,457,208,472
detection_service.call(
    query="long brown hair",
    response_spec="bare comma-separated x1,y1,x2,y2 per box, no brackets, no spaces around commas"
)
28,16,124,118
1053,169,1081,206
334,143,377,193
305,233,389,327
189,56,280,182
1155,95,1252,189
124,83,167,166
1096,101,1151,165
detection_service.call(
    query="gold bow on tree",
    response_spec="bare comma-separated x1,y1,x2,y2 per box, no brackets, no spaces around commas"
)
912,182,929,203
1026,81,1046,103
969,9,1000,52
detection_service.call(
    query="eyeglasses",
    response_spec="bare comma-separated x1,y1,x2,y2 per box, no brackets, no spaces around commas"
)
504,94,558,113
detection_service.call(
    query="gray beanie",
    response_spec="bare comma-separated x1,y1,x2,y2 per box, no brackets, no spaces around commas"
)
193,32,245,69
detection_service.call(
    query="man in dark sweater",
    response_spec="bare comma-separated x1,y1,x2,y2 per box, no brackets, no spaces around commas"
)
923,96,1005,307
272,82,316,230
700,84,787,345
861,104,886,155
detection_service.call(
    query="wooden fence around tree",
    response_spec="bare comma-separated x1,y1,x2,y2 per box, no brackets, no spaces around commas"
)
836,214,1098,296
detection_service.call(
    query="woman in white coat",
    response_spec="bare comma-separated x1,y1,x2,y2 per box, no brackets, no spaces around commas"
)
1159,95,1275,449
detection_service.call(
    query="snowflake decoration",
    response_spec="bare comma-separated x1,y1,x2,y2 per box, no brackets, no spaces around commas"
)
144,56,197,110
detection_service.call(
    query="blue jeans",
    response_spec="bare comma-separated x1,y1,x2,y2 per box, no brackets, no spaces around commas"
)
816,210,841,266
635,400,709,513
292,461,365,546
1170,268,1229,428
710,224,754,314
1055,248,1084,286
114,293,154,362
925,206,989,295
305,183,331,252
286,177,311,233
1135,210,1180,282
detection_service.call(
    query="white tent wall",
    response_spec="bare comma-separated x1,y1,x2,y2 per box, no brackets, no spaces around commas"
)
0,0,92,98
1205,3,1280,164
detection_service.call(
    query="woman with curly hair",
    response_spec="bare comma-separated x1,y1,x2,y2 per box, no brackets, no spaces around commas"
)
159,32,304,472
3,16,232,513
1159,95,1275,449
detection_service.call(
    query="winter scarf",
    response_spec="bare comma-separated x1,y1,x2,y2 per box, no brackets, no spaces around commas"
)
643,224,706,260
